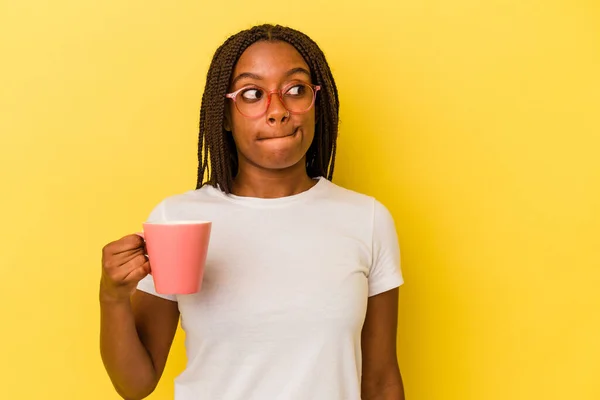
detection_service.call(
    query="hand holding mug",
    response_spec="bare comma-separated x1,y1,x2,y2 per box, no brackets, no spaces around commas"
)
100,234,150,303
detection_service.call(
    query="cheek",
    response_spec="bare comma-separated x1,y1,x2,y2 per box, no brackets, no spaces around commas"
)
230,115,255,144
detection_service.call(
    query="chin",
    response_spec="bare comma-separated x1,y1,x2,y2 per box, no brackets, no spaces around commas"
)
260,155,306,171
257,144,312,171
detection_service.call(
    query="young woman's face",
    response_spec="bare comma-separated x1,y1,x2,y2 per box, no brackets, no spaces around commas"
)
226,41,316,173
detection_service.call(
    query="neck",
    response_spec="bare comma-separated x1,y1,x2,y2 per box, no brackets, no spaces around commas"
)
232,161,317,199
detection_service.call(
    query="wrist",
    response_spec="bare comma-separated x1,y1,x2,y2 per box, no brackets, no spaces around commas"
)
99,282,131,306
99,292,131,306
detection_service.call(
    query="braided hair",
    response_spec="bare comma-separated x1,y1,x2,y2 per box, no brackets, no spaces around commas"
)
196,24,340,194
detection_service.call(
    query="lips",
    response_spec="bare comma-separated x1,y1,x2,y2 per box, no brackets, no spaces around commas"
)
258,127,299,141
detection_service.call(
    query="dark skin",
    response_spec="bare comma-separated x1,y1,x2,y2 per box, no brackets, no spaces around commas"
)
99,41,404,399
361,288,406,400
100,236,180,399
225,41,317,199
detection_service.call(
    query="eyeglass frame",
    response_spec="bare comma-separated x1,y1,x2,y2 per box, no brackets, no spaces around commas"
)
224,82,321,118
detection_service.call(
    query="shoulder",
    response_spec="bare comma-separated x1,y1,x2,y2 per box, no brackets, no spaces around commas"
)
317,180,396,231
320,179,390,216
160,184,220,207
147,184,225,222
318,180,397,244
320,179,373,205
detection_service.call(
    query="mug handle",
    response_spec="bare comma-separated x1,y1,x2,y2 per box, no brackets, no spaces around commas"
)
135,232,152,276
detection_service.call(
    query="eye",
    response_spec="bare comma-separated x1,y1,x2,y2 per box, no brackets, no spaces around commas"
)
285,84,307,97
240,88,264,102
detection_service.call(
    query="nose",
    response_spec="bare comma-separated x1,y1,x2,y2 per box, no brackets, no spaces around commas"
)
265,92,289,125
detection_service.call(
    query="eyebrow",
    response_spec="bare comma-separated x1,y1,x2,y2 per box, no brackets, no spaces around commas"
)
231,67,311,87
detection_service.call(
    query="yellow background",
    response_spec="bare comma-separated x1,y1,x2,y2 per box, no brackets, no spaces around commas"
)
1,0,598,399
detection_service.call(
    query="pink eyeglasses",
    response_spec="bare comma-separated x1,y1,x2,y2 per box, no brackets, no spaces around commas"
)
225,82,321,118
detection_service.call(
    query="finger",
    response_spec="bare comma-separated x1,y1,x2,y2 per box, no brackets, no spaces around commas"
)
106,234,145,255
123,261,150,283
103,248,145,271
117,234,146,253
116,247,146,264
112,254,148,281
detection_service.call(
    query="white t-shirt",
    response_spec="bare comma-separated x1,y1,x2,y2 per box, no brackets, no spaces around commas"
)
137,177,403,400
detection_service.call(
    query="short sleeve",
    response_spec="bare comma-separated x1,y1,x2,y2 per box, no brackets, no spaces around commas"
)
136,200,178,302
368,200,404,297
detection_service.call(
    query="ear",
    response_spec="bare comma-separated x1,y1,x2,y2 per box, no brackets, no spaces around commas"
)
224,109,232,132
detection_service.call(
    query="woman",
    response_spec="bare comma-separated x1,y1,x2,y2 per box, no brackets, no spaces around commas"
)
100,24,405,400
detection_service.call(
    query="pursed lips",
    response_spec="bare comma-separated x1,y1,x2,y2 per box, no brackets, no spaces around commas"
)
257,127,299,141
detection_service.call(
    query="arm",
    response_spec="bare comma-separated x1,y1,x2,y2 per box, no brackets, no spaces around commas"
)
100,291,179,399
361,288,405,400
99,235,180,400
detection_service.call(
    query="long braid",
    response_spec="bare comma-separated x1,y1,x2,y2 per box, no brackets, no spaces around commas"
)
196,24,340,193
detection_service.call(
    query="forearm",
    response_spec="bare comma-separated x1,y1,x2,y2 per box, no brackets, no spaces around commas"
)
363,383,405,400
100,298,157,399
362,374,405,400
365,386,405,400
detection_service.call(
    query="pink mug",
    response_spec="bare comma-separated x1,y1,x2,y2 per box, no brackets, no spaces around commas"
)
140,221,212,295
